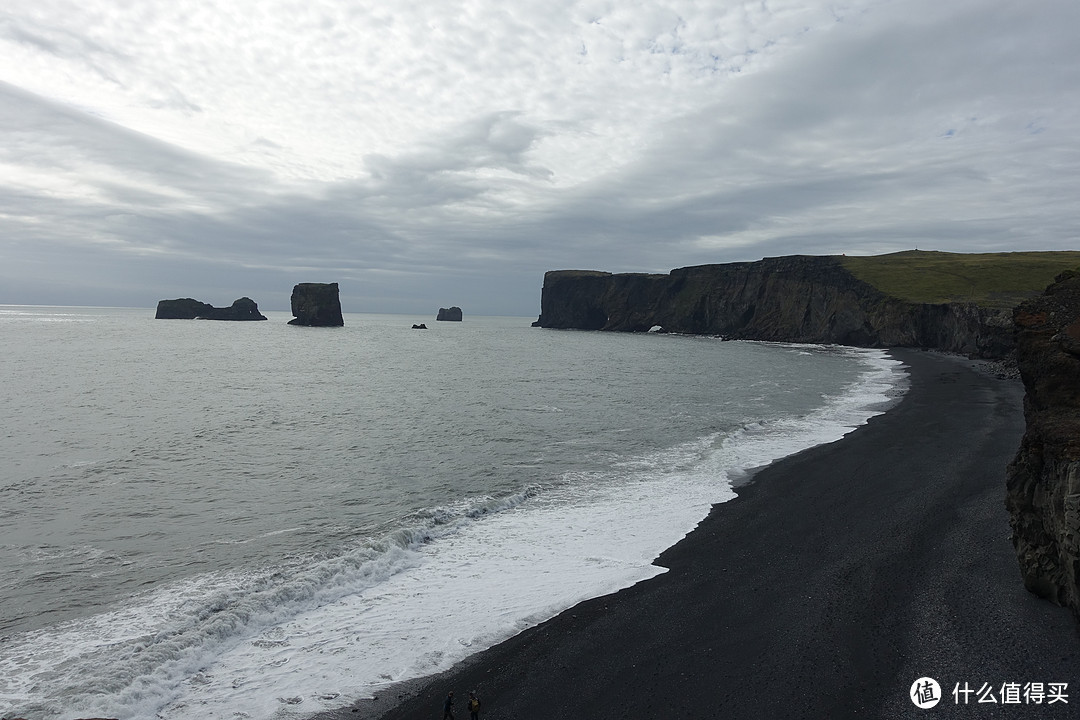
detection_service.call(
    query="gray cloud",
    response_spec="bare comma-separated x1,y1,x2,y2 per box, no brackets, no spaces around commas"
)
1,0,1078,316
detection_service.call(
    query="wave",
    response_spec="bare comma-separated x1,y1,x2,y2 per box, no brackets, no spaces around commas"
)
0,481,553,719
0,348,905,720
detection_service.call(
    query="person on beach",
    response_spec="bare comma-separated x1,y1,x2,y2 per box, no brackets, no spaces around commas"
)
467,690,481,719
443,690,455,720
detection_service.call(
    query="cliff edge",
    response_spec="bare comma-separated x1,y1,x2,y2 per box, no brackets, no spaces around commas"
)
533,255,1014,357
1007,270,1080,621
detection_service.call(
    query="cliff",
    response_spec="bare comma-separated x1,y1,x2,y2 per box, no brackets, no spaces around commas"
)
155,297,267,320
289,282,344,326
1006,270,1080,621
533,255,1013,358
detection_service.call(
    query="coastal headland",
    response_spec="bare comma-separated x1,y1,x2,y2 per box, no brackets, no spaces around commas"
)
312,350,1080,719
533,250,1080,358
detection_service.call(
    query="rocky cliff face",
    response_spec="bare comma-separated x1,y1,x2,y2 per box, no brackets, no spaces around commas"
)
156,298,213,319
437,306,463,321
289,283,344,326
533,256,1013,357
1007,270,1080,620
156,297,267,320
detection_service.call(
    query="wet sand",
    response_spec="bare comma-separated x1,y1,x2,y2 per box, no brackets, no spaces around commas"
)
312,349,1080,720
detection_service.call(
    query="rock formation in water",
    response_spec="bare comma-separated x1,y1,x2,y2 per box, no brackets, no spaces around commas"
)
288,282,344,326
156,298,212,319
1007,270,1080,622
437,306,463,321
155,297,267,320
532,256,1014,358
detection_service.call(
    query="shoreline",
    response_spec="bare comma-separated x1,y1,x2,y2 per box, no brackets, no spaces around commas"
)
311,348,1080,720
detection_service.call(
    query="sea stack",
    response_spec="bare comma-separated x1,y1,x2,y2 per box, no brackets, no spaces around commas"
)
1007,269,1080,623
437,306,463,321
288,282,344,326
156,297,267,320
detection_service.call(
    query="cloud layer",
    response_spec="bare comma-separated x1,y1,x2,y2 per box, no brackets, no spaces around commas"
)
1,0,1078,314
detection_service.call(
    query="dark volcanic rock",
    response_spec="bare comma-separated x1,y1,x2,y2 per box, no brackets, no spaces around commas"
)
156,297,267,320
203,297,267,321
533,256,1013,358
156,298,214,319
1007,269,1080,622
288,283,344,326
437,306,463,321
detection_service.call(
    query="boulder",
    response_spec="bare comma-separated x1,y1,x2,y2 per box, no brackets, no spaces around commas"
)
156,297,267,320
437,306,463,322
1007,269,1080,622
288,283,344,326
412,323,428,329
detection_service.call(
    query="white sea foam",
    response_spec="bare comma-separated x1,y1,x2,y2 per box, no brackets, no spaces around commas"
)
0,347,904,720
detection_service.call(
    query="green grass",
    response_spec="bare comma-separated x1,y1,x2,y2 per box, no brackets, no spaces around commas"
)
548,270,613,278
839,250,1080,308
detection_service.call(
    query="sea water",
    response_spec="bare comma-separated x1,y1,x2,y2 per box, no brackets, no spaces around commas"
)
0,306,905,719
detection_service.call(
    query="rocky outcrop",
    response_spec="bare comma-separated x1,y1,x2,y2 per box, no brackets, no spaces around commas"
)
532,256,1013,358
437,306,463,321
155,297,267,320
156,298,213,319
205,297,267,321
289,283,343,326
1007,270,1080,621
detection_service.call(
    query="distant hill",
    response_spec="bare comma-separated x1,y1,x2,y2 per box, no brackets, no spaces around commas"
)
840,250,1080,309
532,250,1080,358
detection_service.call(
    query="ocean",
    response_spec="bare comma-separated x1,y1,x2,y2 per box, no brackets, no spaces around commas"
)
0,306,905,720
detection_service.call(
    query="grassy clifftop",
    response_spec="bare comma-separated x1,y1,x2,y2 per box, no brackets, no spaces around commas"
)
840,250,1080,309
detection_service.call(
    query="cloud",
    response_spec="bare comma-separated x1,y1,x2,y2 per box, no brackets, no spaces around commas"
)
0,0,1078,315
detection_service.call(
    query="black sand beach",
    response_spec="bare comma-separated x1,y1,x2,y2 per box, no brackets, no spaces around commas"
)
314,349,1080,720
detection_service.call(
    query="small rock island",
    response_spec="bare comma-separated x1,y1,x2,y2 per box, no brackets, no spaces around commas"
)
437,306,463,321
155,297,267,320
289,282,344,326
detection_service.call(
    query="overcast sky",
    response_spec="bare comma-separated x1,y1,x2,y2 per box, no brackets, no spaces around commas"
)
1,0,1077,315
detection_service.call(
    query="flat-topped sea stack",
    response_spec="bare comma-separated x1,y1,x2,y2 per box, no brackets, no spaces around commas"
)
1007,269,1080,622
155,297,267,320
289,282,344,326
437,306,463,321
533,251,1080,359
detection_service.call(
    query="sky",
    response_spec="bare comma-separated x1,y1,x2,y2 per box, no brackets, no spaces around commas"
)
1,0,1078,316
